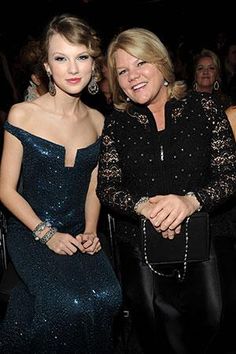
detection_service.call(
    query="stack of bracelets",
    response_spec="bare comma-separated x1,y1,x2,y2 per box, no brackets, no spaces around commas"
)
32,221,57,244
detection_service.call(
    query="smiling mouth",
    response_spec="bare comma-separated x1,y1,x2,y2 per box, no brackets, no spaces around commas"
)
132,82,147,90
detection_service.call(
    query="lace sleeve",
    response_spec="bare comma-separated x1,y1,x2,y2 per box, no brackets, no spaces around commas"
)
97,118,140,216
196,97,236,210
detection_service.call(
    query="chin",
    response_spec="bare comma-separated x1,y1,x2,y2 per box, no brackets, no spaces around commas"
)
135,98,149,105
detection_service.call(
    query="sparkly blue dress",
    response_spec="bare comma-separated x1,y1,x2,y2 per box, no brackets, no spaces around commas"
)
0,121,122,354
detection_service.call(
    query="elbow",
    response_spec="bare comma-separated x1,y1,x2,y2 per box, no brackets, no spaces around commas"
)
0,187,7,206
0,183,3,203
0,184,13,208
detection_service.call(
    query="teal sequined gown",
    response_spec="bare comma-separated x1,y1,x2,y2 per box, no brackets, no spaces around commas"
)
0,121,122,354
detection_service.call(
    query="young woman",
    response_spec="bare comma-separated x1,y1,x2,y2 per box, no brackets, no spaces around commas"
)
0,14,121,353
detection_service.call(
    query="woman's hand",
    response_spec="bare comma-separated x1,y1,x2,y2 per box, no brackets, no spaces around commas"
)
46,232,81,255
136,194,198,239
76,232,101,255
148,194,199,231
159,225,182,240
136,197,182,239
46,231,101,255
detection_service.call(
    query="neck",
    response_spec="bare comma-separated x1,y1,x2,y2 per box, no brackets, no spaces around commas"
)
196,87,213,94
148,90,167,131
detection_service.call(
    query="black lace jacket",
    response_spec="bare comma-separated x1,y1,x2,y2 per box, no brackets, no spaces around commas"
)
97,91,236,242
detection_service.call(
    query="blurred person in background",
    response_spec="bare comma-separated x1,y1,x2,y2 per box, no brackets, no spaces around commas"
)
192,48,230,109
18,38,48,101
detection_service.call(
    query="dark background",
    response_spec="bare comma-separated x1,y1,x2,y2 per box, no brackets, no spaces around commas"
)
0,0,234,58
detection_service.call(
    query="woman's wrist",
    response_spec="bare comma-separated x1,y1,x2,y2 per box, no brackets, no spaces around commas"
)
83,229,97,235
134,196,149,215
39,227,57,244
32,220,57,244
32,220,51,240
185,192,202,212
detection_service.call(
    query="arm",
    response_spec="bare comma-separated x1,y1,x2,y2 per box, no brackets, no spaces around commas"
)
97,124,193,239
84,165,101,234
0,128,41,231
0,108,81,255
150,98,236,214
147,97,236,233
195,98,236,209
97,116,145,218
76,165,101,255
226,106,236,140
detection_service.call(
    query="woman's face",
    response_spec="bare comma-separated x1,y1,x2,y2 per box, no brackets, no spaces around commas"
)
195,56,218,93
115,48,166,105
44,33,94,95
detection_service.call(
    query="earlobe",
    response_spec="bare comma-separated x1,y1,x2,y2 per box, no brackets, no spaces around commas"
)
92,61,95,72
44,63,49,73
31,74,40,86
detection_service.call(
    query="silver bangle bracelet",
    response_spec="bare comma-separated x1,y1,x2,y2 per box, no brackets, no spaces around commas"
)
134,196,149,214
39,227,57,244
185,192,202,211
32,221,52,241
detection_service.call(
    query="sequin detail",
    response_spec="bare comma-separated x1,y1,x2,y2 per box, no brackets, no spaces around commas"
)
0,121,122,353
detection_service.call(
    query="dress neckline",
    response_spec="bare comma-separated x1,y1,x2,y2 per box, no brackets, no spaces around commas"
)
5,120,101,168
5,120,101,151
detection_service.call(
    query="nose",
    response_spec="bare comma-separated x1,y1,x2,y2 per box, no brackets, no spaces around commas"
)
68,60,79,75
203,67,209,73
128,68,140,82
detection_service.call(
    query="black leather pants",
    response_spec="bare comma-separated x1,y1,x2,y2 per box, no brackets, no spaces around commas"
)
118,241,222,354
208,237,236,354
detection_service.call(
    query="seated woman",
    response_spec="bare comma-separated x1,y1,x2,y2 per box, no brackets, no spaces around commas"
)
0,14,121,353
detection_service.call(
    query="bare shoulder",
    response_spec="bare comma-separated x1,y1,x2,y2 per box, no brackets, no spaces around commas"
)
87,106,105,135
225,105,236,138
7,101,36,128
226,105,236,120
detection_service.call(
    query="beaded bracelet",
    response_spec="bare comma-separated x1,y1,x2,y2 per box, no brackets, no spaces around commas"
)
39,227,57,244
134,196,149,215
32,221,52,241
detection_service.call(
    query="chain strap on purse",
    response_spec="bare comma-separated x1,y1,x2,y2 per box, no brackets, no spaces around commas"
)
141,212,210,282
142,216,191,282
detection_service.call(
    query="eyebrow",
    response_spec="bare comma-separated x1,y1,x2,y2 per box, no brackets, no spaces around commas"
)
51,51,90,56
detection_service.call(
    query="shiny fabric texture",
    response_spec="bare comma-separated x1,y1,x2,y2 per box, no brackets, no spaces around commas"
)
0,121,122,354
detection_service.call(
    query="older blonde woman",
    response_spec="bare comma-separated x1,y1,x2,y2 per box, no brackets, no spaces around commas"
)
193,48,230,108
97,28,236,354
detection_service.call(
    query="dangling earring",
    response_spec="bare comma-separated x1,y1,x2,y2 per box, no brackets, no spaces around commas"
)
193,82,198,91
213,80,219,91
47,72,56,96
163,80,169,87
126,97,130,102
88,72,99,95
